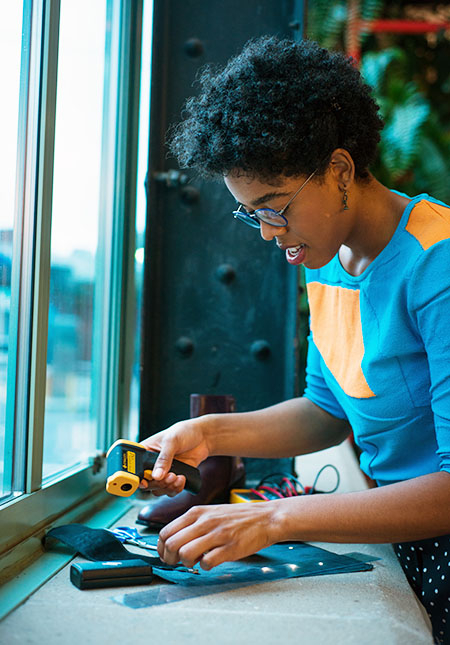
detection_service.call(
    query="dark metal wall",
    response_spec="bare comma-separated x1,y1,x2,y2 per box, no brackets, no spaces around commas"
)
140,0,305,478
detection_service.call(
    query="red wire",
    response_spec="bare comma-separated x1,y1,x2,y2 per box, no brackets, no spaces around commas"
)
258,485,285,499
249,488,270,501
282,477,298,496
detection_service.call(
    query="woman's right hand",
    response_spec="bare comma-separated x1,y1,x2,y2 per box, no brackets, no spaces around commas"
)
139,418,211,497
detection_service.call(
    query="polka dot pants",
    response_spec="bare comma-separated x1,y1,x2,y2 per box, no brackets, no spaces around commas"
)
394,535,450,644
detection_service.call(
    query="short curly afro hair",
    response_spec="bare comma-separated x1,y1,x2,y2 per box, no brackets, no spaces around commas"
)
168,36,384,182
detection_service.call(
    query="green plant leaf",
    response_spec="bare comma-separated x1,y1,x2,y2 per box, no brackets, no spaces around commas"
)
361,48,404,94
381,98,429,178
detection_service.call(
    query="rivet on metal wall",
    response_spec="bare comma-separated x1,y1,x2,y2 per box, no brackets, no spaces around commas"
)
184,38,204,58
180,186,200,204
250,340,271,361
153,169,189,188
175,336,194,357
215,263,236,284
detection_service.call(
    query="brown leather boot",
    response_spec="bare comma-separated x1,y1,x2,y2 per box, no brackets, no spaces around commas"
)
136,394,245,530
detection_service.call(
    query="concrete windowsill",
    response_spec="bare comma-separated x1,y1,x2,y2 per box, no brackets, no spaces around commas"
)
0,440,433,644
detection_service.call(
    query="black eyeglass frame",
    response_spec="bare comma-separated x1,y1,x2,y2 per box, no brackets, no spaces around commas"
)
232,169,317,229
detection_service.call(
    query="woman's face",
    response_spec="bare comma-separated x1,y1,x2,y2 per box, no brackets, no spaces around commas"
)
224,169,352,270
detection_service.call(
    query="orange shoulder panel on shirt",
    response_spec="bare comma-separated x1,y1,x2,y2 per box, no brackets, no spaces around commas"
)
405,201,450,250
307,281,375,399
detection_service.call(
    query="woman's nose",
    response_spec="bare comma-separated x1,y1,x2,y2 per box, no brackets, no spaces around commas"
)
259,220,287,241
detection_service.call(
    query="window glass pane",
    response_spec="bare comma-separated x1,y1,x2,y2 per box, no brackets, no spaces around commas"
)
130,0,153,440
0,4,23,497
42,0,107,479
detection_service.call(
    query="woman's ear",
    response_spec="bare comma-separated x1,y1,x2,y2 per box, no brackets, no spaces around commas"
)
329,148,355,188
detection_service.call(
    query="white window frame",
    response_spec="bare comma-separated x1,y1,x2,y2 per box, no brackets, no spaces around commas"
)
0,0,144,574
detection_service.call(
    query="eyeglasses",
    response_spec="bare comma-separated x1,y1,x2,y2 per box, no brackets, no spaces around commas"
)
232,169,317,229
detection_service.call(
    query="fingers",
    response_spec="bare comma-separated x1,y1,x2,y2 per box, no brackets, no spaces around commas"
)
157,506,232,570
139,472,186,497
139,419,207,499
157,502,276,572
161,535,234,571
140,434,178,481
140,433,180,490
158,508,203,565
158,526,215,569
152,449,176,480
166,534,212,569
198,546,230,571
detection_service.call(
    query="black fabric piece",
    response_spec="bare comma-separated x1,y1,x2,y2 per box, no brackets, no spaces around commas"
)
394,534,450,645
45,524,165,569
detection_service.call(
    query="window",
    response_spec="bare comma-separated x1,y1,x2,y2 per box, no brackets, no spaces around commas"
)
0,0,146,565
0,2,23,500
42,0,107,480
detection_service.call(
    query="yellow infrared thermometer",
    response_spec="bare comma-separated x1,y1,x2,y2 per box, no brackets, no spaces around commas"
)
106,439,202,497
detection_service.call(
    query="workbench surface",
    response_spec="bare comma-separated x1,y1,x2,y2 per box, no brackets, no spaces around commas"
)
0,442,433,645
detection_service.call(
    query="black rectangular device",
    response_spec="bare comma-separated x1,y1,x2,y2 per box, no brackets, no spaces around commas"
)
70,559,153,590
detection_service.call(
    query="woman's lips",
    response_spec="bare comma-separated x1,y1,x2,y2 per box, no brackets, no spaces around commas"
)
285,244,306,265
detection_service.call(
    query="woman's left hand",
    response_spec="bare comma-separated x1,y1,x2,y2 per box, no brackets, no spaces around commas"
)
157,502,281,570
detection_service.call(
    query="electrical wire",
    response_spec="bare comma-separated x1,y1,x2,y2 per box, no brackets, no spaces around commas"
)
248,465,340,501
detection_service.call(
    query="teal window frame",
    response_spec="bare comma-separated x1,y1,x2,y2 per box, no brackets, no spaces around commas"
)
0,0,143,576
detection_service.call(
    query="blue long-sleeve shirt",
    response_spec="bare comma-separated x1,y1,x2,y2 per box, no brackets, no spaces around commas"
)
303,194,450,486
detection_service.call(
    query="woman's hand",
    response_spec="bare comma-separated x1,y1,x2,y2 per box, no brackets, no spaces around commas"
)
139,418,211,497
157,501,280,570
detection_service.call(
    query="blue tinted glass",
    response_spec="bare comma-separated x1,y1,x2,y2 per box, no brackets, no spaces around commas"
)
0,2,23,498
42,0,107,479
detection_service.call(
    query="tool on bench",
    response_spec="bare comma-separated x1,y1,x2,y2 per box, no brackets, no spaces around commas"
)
106,526,159,551
71,559,153,590
230,466,340,503
106,439,202,497
105,526,199,574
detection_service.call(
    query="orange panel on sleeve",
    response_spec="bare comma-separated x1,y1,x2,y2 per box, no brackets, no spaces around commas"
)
307,282,375,399
405,201,450,250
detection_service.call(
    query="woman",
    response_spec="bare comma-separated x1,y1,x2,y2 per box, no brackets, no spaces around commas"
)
140,36,450,643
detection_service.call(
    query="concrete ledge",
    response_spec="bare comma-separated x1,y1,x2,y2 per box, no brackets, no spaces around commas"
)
0,441,433,644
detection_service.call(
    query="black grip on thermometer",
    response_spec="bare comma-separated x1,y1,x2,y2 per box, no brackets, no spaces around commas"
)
106,439,202,497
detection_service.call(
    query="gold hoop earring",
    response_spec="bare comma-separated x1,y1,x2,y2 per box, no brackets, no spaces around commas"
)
342,189,349,210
